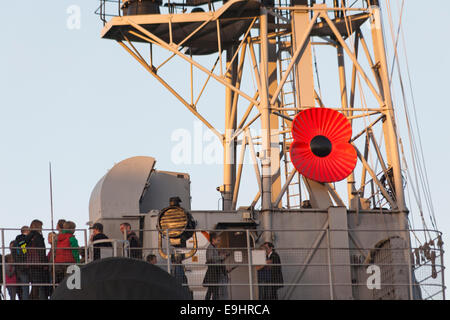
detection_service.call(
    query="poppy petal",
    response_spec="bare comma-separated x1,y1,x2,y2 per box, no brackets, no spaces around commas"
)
290,108,357,183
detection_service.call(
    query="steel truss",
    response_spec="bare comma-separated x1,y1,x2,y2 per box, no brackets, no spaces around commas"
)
101,0,408,232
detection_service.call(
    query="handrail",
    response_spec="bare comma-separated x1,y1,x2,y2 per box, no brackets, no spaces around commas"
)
95,0,122,25
0,227,445,300
86,238,130,262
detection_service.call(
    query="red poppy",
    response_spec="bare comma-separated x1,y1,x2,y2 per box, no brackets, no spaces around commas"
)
290,108,357,183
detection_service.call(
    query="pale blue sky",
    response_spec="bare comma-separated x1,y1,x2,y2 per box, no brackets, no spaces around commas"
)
1,0,449,297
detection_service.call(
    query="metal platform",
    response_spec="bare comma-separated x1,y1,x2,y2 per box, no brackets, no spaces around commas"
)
101,0,261,55
101,0,369,55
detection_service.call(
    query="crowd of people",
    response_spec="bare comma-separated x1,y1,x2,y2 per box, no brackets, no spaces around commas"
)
0,219,148,300
1,220,284,300
0,219,80,300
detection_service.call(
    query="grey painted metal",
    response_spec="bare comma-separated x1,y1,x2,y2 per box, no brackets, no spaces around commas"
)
328,207,353,299
89,156,156,222
282,218,329,299
147,214,440,300
89,156,191,240
140,170,191,212
246,229,254,300
326,228,334,300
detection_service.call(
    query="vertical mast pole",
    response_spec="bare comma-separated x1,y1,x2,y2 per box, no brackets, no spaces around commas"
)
369,6,406,211
260,8,273,241
337,44,357,208
268,3,281,210
49,162,56,290
223,46,238,211
292,2,333,209
49,162,55,232
370,4,412,299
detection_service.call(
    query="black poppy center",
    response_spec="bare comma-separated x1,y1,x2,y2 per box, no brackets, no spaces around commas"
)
310,135,332,157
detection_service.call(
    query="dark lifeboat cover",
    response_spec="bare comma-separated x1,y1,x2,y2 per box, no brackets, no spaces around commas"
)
51,257,192,300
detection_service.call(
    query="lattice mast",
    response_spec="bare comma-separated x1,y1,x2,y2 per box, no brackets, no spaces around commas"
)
99,0,409,239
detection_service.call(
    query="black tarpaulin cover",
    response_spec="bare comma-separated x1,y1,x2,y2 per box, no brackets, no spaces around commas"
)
51,257,192,300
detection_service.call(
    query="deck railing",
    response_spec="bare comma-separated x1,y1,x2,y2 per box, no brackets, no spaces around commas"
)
0,227,445,300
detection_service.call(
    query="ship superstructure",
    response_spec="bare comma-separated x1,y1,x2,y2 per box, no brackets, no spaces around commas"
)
86,0,445,300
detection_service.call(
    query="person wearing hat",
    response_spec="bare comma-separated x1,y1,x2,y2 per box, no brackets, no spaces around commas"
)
169,196,182,207
89,223,112,261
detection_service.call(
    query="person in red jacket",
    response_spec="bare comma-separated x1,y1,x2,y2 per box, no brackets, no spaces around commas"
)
54,221,80,284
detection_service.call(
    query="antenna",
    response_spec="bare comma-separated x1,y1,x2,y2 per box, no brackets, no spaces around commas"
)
49,161,56,291
49,162,55,233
